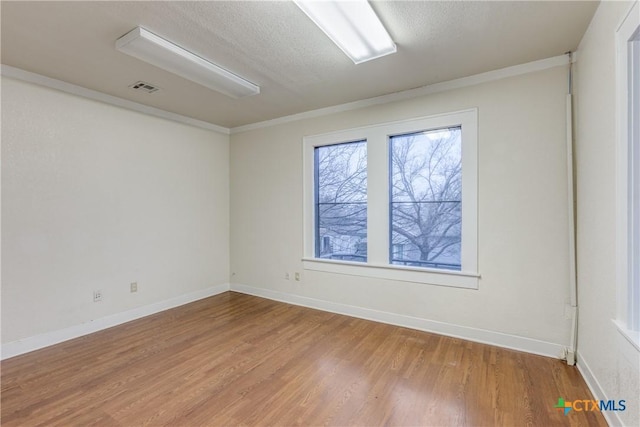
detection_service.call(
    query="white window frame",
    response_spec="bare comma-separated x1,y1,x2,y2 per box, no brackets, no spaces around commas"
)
302,109,479,289
615,0,640,351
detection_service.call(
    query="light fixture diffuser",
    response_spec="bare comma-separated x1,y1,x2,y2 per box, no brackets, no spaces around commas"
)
294,0,396,64
115,27,259,98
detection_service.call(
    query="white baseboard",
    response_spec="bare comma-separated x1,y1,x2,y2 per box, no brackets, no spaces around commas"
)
576,352,620,427
230,283,564,359
1,283,230,360
1,282,565,362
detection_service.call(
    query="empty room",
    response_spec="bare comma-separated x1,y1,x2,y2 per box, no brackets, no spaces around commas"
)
1,1,639,426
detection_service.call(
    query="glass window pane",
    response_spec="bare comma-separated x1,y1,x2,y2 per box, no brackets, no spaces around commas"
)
315,141,367,262
390,128,462,270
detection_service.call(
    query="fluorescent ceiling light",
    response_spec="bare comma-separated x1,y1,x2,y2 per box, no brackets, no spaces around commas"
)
294,0,396,64
116,27,259,99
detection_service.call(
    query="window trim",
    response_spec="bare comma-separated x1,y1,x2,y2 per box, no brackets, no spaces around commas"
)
615,0,640,349
302,109,479,289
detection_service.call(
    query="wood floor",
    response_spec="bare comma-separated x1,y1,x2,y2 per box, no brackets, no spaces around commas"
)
2,292,606,426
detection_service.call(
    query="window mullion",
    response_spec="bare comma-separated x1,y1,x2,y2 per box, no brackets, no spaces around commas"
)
366,133,389,264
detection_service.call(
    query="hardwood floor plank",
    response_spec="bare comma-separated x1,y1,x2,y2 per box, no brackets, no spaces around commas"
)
1,292,607,426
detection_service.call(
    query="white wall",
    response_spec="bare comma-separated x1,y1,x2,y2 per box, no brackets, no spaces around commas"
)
574,2,640,426
1,77,230,344
230,65,573,353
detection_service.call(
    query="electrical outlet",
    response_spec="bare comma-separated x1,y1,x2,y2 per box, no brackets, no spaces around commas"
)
93,290,103,302
295,272,300,281
130,282,138,293
285,272,290,280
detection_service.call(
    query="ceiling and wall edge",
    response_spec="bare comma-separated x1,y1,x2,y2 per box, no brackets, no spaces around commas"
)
1,54,570,136
230,54,570,134
0,65,231,135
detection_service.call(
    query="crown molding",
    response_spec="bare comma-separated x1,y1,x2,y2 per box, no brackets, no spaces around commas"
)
2,54,570,137
0,65,230,135
231,54,569,134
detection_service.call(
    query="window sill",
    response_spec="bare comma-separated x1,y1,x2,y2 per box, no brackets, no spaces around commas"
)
302,257,479,289
613,319,640,353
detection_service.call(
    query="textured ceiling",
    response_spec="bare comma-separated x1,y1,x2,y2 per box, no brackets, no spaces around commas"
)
1,1,598,128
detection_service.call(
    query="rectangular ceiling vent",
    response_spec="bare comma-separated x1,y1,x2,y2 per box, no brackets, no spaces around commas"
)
129,81,160,94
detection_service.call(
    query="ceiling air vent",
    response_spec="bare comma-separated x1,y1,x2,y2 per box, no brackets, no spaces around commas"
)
129,81,160,94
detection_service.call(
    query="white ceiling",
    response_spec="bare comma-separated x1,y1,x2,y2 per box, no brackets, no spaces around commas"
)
1,1,598,129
